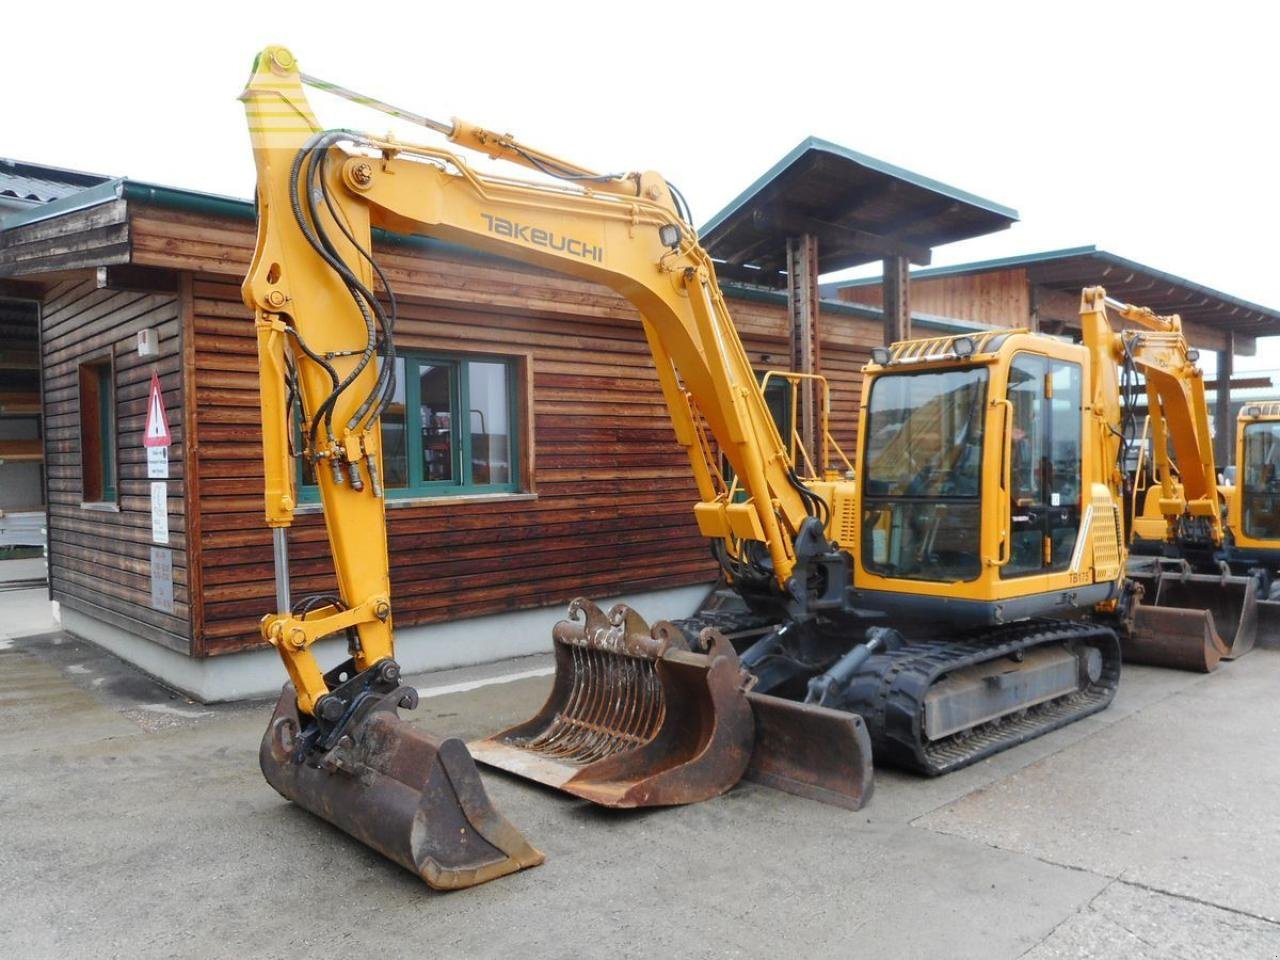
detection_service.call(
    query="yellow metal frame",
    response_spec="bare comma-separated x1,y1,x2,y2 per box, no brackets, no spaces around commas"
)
759,370,855,481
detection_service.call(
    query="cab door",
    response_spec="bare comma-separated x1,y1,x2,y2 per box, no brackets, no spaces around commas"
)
1002,353,1083,578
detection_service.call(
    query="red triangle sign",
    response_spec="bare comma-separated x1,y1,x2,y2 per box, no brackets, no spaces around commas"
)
144,372,172,448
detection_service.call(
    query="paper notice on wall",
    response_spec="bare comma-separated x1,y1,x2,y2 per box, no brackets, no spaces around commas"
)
147,446,169,479
150,546,174,614
151,481,169,545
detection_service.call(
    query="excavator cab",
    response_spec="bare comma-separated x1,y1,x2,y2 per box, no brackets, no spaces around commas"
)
1228,404,1280,642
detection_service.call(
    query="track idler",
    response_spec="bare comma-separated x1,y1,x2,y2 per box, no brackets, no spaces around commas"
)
1126,559,1258,670
260,658,544,890
469,599,755,807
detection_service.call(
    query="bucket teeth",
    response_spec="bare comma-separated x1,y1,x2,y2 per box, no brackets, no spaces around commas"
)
469,598,755,808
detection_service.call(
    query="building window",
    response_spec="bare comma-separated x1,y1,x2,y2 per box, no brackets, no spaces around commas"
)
78,357,117,503
299,352,522,500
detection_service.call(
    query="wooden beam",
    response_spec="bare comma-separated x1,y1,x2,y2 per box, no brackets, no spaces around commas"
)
0,438,42,462
883,255,910,344
787,234,821,462
753,208,931,265
96,265,181,294
1216,336,1234,466
713,260,784,289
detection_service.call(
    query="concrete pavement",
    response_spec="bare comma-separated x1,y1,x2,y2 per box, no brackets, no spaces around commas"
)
0,622,1277,958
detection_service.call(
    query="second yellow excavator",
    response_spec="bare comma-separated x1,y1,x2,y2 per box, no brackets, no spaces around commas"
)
239,48,1249,885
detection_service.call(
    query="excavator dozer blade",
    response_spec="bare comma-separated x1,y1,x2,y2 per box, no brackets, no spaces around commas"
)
261,683,544,890
1127,561,1258,668
469,599,754,808
743,692,874,810
1259,590,1280,647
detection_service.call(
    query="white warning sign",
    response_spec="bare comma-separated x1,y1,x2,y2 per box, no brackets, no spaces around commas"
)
144,372,172,448
151,481,170,545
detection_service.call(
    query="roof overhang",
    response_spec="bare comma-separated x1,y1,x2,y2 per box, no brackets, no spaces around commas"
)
829,245,1280,340
699,137,1018,286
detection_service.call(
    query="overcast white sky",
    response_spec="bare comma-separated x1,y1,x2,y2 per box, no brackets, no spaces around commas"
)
5,0,1277,371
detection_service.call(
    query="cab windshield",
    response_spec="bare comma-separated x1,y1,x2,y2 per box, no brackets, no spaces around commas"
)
861,367,987,582
1242,421,1280,539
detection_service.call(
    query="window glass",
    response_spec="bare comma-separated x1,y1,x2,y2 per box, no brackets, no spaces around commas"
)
860,368,987,583
295,352,520,499
1006,355,1045,575
1242,422,1280,539
1048,361,1082,567
1003,355,1082,578
468,361,511,485
863,368,987,498
419,363,455,482
78,359,116,503
379,357,408,489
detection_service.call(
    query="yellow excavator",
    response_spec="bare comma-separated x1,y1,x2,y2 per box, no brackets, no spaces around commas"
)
1131,399,1279,642
241,46,874,889
1228,403,1280,636
240,48,1243,886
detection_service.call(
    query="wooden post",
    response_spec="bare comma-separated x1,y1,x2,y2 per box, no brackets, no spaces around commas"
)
883,255,910,345
1215,335,1235,467
786,234,821,466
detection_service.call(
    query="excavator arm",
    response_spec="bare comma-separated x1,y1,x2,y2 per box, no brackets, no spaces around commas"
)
241,46,830,717
1079,287,1223,549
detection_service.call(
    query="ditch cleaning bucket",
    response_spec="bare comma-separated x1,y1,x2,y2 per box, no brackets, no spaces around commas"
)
469,599,755,807
261,678,544,890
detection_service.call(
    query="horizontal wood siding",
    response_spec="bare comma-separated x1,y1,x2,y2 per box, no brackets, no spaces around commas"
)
132,204,875,656
39,276,190,650
839,268,1032,330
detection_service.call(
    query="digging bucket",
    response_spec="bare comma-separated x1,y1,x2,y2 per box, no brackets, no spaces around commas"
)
261,680,544,890
469,599,755,808
1126,560,1258,670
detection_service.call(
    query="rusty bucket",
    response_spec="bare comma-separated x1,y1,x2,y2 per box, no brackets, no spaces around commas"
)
1126,560,1258,670
469,599,755,808
261,680,544,890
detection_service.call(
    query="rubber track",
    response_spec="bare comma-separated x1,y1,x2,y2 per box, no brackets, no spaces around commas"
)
669,609,781,648
838,619,1121,776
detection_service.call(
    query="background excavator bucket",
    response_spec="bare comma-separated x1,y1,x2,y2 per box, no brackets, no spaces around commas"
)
469,599,755,808
1126,562,1258,670
261,683,544,890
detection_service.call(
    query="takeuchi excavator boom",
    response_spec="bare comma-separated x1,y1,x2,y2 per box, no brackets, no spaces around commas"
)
240,45,873,885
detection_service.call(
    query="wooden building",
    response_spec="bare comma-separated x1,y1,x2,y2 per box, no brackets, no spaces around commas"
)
1,165,1002,698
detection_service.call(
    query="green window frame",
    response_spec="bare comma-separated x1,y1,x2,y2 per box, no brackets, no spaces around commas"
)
297,351,522,502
